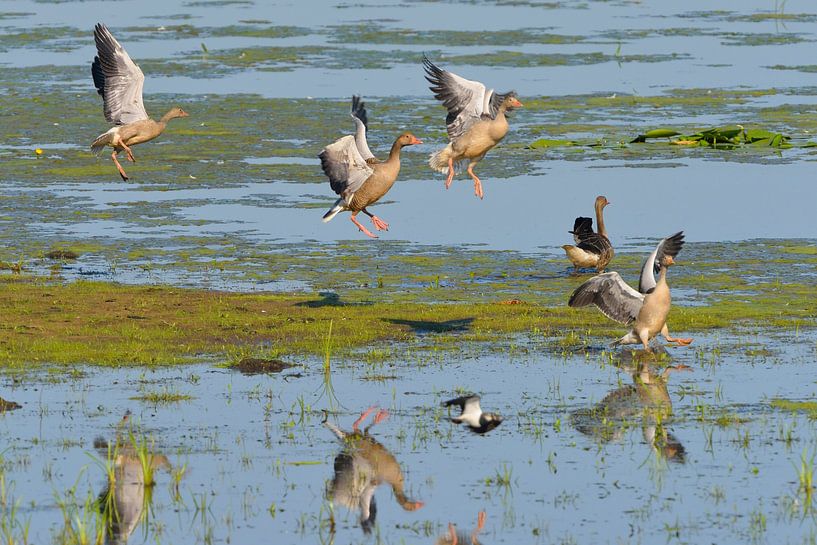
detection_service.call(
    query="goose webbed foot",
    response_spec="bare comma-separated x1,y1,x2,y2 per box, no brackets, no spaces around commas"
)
370,215,389,232
445,157,455,189
350,215,378,239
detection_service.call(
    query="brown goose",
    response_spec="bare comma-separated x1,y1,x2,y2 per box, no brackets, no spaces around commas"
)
568,232,693,352
320,103,422,238
423,55,522,200
324,407,424,534
90,23,189,181
562,196,614,273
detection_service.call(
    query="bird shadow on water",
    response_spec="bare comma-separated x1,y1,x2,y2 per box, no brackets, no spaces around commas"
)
384,317,474,333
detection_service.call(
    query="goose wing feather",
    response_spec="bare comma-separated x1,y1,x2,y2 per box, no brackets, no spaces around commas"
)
319,135,374,200
568,272,644,325
350,96,376,162
638,232,685,294
92,23,148,125
423,55,493,140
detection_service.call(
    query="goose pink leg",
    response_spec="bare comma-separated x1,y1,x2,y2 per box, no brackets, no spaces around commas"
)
350,214,377,239
111,151,129,181
352,406,377,432
122,142,136,162
445,157,455,189
466,165,483,199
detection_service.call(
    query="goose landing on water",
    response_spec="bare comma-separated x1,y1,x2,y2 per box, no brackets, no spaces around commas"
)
442,394,503,435
90,24,188,181
320,96,422,239
323,407,424,534
423,55,522,200
568,232,694,352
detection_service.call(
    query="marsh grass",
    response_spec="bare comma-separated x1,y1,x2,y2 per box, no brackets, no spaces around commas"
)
795,449,816,511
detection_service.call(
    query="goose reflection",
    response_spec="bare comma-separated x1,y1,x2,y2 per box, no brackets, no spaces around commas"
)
435,510,486,545
324,406,424,534
94,414,171,545
570,362,691,462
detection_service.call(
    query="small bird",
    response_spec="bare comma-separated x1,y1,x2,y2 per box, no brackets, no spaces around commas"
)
90,23,189,181
423,55,522,199
562,196,614,273
442,394,503,434
568,232,693,352
320,97,422,238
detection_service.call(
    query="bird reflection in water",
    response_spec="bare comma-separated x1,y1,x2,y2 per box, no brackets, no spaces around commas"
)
570,361,691,463
94,411,171,545
435,510,487,545
324,406,424,534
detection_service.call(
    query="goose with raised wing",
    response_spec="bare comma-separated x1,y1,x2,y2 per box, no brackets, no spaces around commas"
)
423,56,522,199
562,196,614,273
442,394,503,434
320,97,422,238
570,362,690,463
90,23,188,181
568,232,693,351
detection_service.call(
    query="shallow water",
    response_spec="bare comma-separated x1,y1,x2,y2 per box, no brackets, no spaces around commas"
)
2,329,817,544
1,0,817,543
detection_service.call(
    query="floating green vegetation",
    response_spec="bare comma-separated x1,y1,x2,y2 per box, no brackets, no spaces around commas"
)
131,388,193,404
0,237,815,367
771,399,817,418
327,25,583,46
442,51,686,68
631,126,792,149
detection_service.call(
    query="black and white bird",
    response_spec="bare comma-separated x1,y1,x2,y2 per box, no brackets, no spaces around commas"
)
442,394,503,434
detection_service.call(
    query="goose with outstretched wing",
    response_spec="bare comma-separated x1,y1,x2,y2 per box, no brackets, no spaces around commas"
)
320,111,422,239
423,55,522,199
568,232,693,351
90,23,188,180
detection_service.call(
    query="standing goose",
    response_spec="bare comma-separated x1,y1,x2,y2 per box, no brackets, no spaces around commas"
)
442,394,503,435
323,407,424,534
320,99,422,238
568,232,693,351
562,196,614,273
423,55,522,199
90,23,189,181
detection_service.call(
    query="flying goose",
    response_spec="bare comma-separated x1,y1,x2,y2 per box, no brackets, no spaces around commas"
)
90,23,188,181
442,394,503,434
568,232,693,351
562,196,614,273
423,55,522,199
320,98,422,238
323,407,424,534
